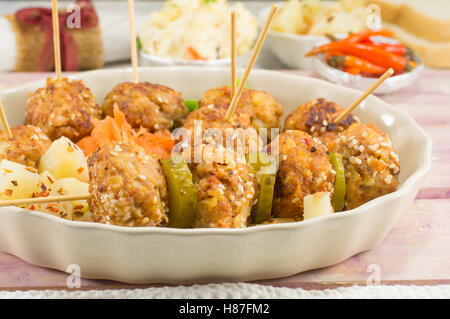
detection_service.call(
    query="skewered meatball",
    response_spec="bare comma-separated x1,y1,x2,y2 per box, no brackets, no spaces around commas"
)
199,86,283,132
88,141,169,227
26,77,101,142
102,82,188,132
192,147,258,228
284,98,359,148
181,105,262,157
0,125,51,168
330,123,400,210
271,130,335,219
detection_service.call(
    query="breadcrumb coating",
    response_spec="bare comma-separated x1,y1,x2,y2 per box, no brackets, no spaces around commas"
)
330,123,400,210
0,125,51,167
272,130,335,219
25,77,101,142
284,98,359,148
102,82,187,132
199,86,282,131
88,142,169,227
192,148,258,228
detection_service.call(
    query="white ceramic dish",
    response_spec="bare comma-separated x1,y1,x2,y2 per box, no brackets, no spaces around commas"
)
311,37,425,94
313,56,424,94
259,3,339,70
139,51,249,67
267,31,324,70
0,67,431,284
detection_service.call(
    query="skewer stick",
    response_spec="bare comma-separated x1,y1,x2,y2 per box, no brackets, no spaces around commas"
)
334,68,394,124
0,100,12,140
225,5,279,122
51,0,62,79
230,11,237,98
0,194,93,208
128,0,139,83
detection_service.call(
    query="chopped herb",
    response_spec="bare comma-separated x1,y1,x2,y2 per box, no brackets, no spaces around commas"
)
184,100,199,112
136,37,142,50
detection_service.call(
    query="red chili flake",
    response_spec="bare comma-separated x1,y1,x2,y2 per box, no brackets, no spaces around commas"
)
5,189,13,196
29,205,36,210
77,167,85,174
36,190,50,197
25,167,38,173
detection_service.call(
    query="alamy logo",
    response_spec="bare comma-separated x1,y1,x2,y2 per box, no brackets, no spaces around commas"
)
66,264,81,288
66,4,81,29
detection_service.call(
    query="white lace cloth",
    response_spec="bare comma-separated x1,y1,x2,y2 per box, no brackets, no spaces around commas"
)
1,283,450,299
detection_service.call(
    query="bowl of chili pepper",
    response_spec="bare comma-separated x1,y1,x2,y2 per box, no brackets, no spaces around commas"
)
306,30,424,94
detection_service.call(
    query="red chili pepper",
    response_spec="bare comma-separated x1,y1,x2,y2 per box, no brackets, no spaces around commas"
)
343,66,360,75
323,50,345,60
344,29,395,43
307,42,406,72
362,40,407,55
328,54,387,75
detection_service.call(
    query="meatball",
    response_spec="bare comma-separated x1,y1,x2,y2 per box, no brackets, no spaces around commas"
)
88,141,169,227
102,82,188,132
0,125,51,168
192,148,258,228
284,98,359,148
26,77,101,142
199,86,283,132
330,123,400,210
181,105,262,158
271,130,335,219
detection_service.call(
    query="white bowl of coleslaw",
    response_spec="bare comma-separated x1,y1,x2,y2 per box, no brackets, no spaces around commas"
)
138,0,258,66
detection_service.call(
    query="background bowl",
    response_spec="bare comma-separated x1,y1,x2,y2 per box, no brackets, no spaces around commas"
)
0,67,431,284
313,56,424,94
267,31,324,70
139,51,249,67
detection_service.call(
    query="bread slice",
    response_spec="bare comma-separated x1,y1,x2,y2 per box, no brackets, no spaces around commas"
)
384,22,450,68
366,0,450,42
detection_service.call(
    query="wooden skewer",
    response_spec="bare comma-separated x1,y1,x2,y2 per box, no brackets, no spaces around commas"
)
51,0,62,79
225,5,279,122
128,0,139,83
334,68,394,124
0,194,93,208
230,11,237,98
0,100,12,140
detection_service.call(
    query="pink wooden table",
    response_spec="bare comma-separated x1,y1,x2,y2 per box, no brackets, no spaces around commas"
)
0,69,449,291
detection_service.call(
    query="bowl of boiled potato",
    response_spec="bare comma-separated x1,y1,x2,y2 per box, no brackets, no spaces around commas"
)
261,0,371,69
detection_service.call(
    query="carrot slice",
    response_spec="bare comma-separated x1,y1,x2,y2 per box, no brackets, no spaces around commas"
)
135,129,175,159
77,105,175,159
